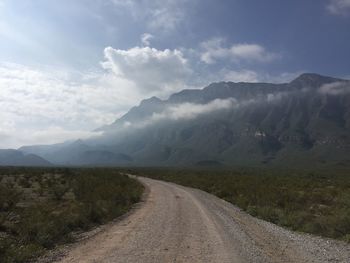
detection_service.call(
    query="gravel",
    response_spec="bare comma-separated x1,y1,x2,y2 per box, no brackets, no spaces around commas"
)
54,177,350,263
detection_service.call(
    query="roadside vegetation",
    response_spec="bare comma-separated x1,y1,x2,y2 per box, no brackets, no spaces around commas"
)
0,167,143,263
132,167,350,242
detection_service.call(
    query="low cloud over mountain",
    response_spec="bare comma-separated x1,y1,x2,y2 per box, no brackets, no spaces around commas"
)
16,73,350,168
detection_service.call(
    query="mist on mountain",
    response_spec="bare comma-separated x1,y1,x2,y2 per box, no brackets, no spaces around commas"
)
16,73,350,168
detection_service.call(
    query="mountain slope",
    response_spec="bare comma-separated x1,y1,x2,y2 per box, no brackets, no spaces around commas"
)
20,73,350,167
0,149,52,167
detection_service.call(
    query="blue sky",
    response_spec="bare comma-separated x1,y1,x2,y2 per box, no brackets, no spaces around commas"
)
0,0,349,148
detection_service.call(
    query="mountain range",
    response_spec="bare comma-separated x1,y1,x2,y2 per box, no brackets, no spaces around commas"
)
0,149,52,167
3,73,350,168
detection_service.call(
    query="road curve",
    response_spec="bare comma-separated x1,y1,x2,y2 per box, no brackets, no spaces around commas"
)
56,177,350,263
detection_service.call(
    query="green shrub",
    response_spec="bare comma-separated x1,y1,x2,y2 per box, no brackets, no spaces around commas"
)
0,167,143,262
135,167,350,242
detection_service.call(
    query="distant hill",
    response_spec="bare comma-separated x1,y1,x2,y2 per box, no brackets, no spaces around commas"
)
19,73,350,168
0,149,52,167
20,140,133,166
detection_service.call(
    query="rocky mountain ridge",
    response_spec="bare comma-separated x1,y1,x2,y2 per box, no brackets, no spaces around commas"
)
11,73,350,167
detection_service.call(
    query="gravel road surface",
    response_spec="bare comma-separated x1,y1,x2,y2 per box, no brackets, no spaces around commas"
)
56,177,350,263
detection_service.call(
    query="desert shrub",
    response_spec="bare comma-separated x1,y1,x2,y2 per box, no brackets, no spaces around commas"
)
135,167,350,242
0,167,143,262
0,186,20,212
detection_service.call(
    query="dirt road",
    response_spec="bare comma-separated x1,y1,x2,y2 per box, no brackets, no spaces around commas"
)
56,177,350,263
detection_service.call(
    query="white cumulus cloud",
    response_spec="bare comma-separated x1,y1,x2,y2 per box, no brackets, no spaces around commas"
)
0,43,196,148
102,46,192,96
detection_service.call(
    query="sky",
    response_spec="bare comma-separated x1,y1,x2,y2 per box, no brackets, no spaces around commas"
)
0,0,349,148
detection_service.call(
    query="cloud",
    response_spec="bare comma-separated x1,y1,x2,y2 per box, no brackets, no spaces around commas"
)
0,39,197,148
147,4,184,32
0,43,194,148
0,62,141,148
121,92,290,130
200,38,279,64
0,126,101,149
119,98,238,130
319,81,350,95
266,92,289,103
102,46,192,96
327,0,350,15
110,0,134,7
199,38,227,64
208,68,301,84
1,53,297,149
141,33,154,46
110,0,193,32
152,98,237,121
